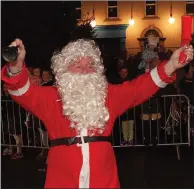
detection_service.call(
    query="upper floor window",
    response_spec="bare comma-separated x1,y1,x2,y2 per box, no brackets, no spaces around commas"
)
75,1,82,20
108,1,118,18
186,0,194,15
145,1,157,17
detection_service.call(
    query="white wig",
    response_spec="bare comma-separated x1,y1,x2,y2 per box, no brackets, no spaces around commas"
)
51,39,104,76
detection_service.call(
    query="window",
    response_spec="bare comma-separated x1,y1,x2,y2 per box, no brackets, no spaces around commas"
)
75,1,82,20
186,0,194,15
108,1,118,18
145,1,157,17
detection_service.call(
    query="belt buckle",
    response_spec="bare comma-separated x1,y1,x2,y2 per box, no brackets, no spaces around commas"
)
77,135,85,147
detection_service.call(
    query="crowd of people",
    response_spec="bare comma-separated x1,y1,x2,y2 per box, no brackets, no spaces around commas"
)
106,36,194,146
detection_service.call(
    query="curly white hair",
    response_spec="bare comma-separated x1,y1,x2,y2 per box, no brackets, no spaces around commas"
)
51,39,104,76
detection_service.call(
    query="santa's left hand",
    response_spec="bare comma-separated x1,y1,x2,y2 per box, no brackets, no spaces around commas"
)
164,45,193,76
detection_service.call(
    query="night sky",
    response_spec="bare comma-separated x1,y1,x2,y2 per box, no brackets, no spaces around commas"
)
1,1,81,69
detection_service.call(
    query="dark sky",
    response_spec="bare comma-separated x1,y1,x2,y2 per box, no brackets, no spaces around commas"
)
1,1,79,69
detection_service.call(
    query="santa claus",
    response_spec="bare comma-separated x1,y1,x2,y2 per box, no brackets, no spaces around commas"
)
1,38,193,188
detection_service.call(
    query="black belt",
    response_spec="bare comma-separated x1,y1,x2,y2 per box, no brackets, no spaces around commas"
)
50,136,112,147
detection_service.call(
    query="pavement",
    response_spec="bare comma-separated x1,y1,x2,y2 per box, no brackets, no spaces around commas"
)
1,146,194,188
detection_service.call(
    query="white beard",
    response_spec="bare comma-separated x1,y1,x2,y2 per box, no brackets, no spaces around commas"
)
57,72,109,136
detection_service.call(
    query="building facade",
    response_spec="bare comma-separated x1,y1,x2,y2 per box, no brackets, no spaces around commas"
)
77,1,194,57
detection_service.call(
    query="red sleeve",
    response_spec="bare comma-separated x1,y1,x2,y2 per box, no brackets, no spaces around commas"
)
109,61,176,117
1,64,55,121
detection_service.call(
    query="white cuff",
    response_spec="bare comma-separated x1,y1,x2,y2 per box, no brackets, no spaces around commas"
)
150,66,168,88
7,79,30,96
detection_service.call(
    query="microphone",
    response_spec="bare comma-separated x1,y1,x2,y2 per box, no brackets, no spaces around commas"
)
2,46,19,62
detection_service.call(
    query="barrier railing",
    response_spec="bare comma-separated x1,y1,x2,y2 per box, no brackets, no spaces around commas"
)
1,95,191,159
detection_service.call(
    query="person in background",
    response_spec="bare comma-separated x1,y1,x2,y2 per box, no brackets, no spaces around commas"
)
26,67,34,76
1,84,25,159
191,62,194,106
116,58,125,71
118,67,128,82
42,70,55,85
138,48,160,74
147,35,159,51
139,54,163,145
184,64,194,104
117,67,135,145
33,67,42,85
33,67,41,77
1,84,14,156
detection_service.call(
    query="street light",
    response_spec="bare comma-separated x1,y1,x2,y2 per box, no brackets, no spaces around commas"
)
129,4,135,26
168,1,175,24
169,16,175,24
90,20,96,27
129,19,135,26
90,4,96,27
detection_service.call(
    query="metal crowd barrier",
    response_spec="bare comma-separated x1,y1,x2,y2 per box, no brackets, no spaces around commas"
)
1,95,192,160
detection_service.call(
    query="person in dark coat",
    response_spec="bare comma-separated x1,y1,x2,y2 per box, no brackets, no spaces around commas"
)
113,66,135,145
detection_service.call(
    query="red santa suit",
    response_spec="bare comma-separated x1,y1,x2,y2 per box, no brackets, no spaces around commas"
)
1,61,175,188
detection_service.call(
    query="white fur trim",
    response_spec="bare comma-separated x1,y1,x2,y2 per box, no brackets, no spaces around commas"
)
150,67,168,88
7,78,30,96
78,128,90,188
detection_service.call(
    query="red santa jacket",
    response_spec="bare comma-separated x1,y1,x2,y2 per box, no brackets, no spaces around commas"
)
1,61,175,188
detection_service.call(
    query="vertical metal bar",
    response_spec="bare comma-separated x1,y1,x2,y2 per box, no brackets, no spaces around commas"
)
18,106,23,146
1,116,5,144
11,101,17,138
149,99,152,145
186,96,191,146
26,112,30,146
164,97,167,144
111,128,115,146
32,115,36,147
172,97,175,143
119,115,122,145
149,119,152,145
38,119,43,147
134,106,137,145
141,104,144,145
46,131,49,147
5,101,11,145
126,109,129,142
179,96,182,143
176,145,181,161
156,98,159,144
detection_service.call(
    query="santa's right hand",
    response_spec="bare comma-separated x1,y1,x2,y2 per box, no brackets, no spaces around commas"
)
8,38,26,67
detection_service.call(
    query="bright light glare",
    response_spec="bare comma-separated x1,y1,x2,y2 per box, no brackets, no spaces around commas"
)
168,17,175,24
90,20,96,27
129,19,135,26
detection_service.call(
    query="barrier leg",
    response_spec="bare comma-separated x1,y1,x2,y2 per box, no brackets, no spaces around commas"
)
176,145,181,161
